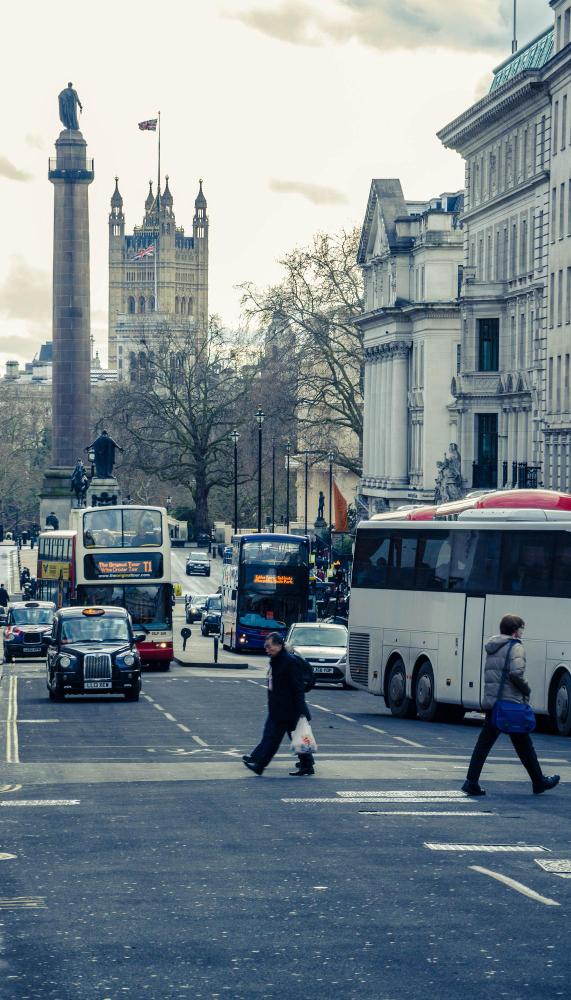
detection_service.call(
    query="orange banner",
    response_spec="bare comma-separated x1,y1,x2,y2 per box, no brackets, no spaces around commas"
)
333,479,349,532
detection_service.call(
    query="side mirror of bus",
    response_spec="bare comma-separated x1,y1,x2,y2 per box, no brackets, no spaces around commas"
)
133,633,146,644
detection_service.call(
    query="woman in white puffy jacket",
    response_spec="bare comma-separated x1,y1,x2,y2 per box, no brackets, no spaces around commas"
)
463,614,560,797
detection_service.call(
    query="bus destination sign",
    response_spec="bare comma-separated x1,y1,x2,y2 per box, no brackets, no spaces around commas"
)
253,574,294,586
84,552,163,580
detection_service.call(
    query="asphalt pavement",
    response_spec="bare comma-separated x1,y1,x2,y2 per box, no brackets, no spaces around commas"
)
1,620,571,999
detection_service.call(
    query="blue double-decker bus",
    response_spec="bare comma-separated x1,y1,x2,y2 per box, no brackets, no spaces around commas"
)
221,533,310,651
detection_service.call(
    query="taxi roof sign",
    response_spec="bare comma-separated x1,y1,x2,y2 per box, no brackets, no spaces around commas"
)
24,602,40,607
82,607,106,616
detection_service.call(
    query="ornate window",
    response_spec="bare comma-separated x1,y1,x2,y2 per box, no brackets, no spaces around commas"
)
139,297,145,314
128,297,135,314
175,296,179,314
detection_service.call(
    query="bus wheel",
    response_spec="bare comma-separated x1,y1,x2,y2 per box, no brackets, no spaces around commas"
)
387,659,416,719
415,663,441,722
555,672,571,736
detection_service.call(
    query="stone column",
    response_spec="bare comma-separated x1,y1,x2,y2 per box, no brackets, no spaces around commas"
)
362,355,373,478
41,125,94,528
383,349,393,483
370,354,381,479
389,342,411,485
378,355,387,479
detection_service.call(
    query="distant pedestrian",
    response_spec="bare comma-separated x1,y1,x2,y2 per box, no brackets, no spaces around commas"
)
0,583,9,607
463,614,560,796
46,511,59,531
243,632,315,776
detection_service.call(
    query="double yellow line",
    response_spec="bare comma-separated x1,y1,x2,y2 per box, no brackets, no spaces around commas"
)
6,675,19,764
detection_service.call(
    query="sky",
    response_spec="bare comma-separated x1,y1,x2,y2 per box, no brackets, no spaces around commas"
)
0,0,552,369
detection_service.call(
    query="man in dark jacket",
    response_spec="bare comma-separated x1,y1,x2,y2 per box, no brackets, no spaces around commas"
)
0,583,9,608
243,632,315,776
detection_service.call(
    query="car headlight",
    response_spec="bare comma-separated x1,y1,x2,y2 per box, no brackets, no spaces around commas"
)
59,654,76,669
119,652,136,667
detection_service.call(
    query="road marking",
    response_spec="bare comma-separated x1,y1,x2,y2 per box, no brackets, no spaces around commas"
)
393,736,425,748
282,797,475,804
338,790,469,798
535,859,571,875
426,843,547,852
0,785,22,793
0,897,47,909
153,704,164,711
177,724,191,733
362,724,387,735
143,695,154,702
360,811,493,816
0,800,80,807
18,720,59,724
336,714,357,723
311,704,332,713
0,853,18,860
164,713,176,722
192,734,208,746
470,866,560,906
6,675,18,764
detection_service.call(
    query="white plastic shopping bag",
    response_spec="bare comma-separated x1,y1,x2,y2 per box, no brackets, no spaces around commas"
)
291,716,317,755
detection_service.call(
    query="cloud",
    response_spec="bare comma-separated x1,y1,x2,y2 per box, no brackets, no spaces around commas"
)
25,133,45,151
269,178,348,204
0,156,33,183
230,0,534,54
0,256,51,327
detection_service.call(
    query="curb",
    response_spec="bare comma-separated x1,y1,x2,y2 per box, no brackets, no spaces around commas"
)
174,658,249,670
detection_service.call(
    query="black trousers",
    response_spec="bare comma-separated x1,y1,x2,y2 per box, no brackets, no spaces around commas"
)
251,714,314,770
466,712,543,786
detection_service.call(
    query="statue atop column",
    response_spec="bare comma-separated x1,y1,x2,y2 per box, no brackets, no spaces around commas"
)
85,430,124,479
58,82,83,130
318,491,325,520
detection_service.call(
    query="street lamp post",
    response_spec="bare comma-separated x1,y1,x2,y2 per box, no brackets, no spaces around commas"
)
271,438,275,533
166,495,172,514
285,442,291,534
231,428,239,534
328,451,334,568
255,408,265,532
88,447,95,479
304,450,309,535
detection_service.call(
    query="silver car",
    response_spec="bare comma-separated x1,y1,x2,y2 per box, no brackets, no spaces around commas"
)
286,622,349,686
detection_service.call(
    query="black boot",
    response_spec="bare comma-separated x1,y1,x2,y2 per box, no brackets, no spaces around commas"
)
533,774,560,795
462,779,486,796
289,767,315,776
243,760,264,775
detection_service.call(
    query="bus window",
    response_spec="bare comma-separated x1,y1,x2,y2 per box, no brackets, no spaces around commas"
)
552,534,571,596
500,531,554,596
387,534,416,589
84,510,122,548
415,532,451,590
462,531,501,593
353,532,390,587
123,509,162,547
242,540,308,566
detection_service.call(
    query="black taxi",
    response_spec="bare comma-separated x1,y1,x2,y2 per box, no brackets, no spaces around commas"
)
46,606,144,702
4,601,56,662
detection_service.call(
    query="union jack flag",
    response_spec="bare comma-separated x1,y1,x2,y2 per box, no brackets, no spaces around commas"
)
138,119,157,131
132,244,154,259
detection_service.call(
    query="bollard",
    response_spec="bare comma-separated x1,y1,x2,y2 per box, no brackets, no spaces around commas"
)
213,635,219,663
181,626,191,652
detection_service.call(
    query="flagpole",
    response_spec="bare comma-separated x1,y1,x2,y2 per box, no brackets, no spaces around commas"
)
156,111,160,312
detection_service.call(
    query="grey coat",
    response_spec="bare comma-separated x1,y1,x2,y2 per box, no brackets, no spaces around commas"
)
482,635,531,711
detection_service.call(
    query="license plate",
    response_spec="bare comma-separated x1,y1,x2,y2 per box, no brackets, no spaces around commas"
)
24,646,42,653
84,681,112,690
316,667,335,674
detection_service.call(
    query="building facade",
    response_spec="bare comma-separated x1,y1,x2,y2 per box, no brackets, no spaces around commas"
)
356,180,464,512
108,177,208,375
438,26,554,493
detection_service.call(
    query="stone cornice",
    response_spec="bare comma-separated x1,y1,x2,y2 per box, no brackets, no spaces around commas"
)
438,77,548,152
356,303,460,329
461,170,550,223
364,340,412,363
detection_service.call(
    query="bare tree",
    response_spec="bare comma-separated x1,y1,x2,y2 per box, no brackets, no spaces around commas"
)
239,226,364,475
106,317,259,532
0,384,51,530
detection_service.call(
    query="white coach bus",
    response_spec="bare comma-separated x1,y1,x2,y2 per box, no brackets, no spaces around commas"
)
348,508,571,736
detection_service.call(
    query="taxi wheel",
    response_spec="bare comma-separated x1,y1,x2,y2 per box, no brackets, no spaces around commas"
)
50,674,65,702
4,649,12,663
125,683,141,702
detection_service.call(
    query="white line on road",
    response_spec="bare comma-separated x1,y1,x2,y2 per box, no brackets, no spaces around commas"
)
164,713,176,722
192,734,208,746
282,797,475,804
362,725,387,735
469,866,560,906
426,844,547,852
393,736,425,748
336,714,357,723
361,811,493,817
177,724,191,733
338,790,469,798
0,800,80,807
143,695,154,702
153,704,164,712
6,676,18,764
311,704,333,713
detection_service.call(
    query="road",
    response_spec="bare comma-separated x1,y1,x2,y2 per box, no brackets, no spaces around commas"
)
1,629,571,998
171,547,223,597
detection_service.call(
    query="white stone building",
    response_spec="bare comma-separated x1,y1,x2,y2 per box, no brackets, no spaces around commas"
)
438,26,554,492
356,180,464,511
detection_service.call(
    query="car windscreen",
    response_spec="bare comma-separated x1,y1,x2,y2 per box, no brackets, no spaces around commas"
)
11,608,54,625
189,553,209,561
206,597,222,611
290,627,347,647
61,617,130,643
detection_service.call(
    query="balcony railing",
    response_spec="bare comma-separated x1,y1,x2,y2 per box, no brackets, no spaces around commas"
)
501,461,541,489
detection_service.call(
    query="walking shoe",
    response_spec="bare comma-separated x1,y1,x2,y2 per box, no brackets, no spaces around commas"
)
243,760,264,775
462,780,486,796
289,767,315,776
242,755,256,764
533,774,560,795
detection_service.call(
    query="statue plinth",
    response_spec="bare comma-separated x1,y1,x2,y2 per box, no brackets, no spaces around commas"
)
314,516,327,529
86,477,122,508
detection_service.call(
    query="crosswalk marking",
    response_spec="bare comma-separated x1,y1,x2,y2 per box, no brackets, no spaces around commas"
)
282,797,472,804
0,799,80,807
337,790,468,798
425,843,547,852
470,867,560,906
360,811,493,817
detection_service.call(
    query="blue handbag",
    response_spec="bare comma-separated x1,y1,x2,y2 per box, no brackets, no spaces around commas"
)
491,640,536,733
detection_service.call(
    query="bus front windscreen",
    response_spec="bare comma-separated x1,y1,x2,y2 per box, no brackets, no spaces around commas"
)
238,564,309,629
77,584,172,631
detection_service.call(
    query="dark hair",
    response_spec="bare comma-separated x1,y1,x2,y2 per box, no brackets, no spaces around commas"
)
265,632,285,646
500,614,524,635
